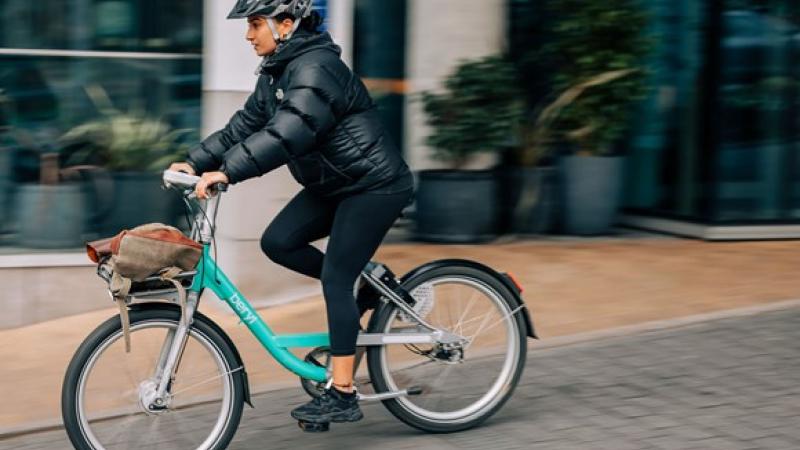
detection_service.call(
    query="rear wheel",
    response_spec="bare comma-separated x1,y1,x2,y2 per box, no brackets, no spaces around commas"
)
366,264,527,433
62,308,246,450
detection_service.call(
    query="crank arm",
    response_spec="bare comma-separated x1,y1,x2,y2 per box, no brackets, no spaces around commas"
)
357,386,423,403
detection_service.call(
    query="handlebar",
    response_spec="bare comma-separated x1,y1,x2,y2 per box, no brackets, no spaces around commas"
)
162,170,228,197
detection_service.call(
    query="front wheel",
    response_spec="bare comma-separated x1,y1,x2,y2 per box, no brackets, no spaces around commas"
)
366,264,528,433
62,307,246,450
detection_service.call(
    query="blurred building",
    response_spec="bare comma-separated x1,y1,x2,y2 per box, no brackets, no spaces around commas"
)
0,0,203,327
1,1,799,326
617,1,800,239
0,0,506,327
512,0,800,239
604,0,800,239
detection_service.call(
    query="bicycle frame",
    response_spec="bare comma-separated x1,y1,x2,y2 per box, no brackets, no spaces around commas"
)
189,245,330,382
156,172,465,390
184,245,466,384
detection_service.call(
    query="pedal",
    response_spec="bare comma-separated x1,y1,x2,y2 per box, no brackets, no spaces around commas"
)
298,420,330,432
407,385,424,396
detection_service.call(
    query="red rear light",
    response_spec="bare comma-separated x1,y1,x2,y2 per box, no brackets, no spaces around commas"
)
505,272,524,294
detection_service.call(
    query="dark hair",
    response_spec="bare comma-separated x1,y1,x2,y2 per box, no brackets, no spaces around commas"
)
275,10,323,33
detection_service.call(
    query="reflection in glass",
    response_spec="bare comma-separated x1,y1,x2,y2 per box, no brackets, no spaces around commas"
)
0,55,201,249
0,0,202,53
618,0,800,224
716,1,800,221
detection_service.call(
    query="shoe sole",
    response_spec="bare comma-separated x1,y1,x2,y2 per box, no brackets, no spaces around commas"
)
291,408,364,424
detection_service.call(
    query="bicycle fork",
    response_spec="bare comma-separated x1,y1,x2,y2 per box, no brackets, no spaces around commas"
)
146,292,200,410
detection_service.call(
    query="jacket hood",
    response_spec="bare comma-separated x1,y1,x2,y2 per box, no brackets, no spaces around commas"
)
260,29,342,75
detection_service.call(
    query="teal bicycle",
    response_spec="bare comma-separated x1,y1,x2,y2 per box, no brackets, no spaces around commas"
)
61,170,537,449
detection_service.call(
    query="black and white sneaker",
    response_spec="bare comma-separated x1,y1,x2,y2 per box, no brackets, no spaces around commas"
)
290,386,363,424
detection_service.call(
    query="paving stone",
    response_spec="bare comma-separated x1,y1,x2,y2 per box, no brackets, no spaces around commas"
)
2,308,798,450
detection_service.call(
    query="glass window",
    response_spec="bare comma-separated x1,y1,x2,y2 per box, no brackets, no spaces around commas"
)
0,0,202,53
715,0,800,221
0,0,203,252
616,0,710,221
619,0,800,224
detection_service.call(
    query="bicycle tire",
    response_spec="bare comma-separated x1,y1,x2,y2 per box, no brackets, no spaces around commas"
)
366,263,527,433
62,307,246,450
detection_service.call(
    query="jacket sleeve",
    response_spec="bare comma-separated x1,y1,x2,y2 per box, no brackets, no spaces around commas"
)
219,65,347,185
187,78,270,175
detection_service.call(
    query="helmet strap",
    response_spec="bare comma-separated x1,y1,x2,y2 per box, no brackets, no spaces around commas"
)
265,17,282,42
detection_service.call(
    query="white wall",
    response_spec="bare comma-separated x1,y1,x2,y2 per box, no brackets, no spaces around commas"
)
203,0,262,93
328,0,354,68
203,0,354,92
404,0,508,171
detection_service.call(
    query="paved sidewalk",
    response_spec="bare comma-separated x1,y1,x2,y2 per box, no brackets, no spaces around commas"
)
3,305,798,449
3,236,800,432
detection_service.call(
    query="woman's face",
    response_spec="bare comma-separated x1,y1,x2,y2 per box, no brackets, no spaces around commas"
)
246,16,295,57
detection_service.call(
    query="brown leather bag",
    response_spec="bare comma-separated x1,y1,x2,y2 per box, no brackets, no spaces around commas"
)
87,223,202,351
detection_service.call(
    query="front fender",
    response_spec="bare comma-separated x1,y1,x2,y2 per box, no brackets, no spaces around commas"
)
399,259,538,339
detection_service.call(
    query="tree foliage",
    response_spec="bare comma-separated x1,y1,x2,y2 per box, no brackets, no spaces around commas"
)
420,55,526,168
537,0,652,155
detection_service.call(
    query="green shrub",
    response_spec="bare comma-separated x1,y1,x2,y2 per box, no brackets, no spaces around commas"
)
420,55,526,169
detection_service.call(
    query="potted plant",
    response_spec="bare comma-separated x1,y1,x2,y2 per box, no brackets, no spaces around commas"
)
538,0,652,235
60,85,196,235
416,55,526,243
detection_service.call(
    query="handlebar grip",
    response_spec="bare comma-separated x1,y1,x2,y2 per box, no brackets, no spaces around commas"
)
163,170,200,188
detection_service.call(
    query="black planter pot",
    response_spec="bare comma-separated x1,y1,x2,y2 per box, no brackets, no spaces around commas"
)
413,169,499,243
15,183,88,248
560,155,624,235
496,165,559,235
98,172,183,236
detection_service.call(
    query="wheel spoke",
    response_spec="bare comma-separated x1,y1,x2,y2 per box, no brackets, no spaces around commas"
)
465,304,525,351
452,293,479,336
171,366,243,397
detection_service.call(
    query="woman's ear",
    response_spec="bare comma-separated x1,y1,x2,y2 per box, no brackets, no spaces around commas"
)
279,17,295,40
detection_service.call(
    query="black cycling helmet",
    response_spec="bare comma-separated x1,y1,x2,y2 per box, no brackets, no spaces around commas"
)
227,0,314,20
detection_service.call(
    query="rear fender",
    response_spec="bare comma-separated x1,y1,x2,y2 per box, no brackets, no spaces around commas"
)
398,259,538,339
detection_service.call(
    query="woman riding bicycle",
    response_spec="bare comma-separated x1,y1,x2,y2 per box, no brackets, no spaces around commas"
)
169,0,414,426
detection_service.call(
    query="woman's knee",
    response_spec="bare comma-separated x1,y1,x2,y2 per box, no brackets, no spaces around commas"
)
260,228,291,261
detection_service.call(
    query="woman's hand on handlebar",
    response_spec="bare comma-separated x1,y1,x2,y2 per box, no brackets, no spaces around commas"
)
169,162,196,176
196,171,229,200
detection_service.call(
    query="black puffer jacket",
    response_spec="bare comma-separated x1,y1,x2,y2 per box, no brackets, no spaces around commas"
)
187,29,412,197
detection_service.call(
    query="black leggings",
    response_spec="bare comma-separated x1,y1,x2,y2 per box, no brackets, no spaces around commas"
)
260,187,414,356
